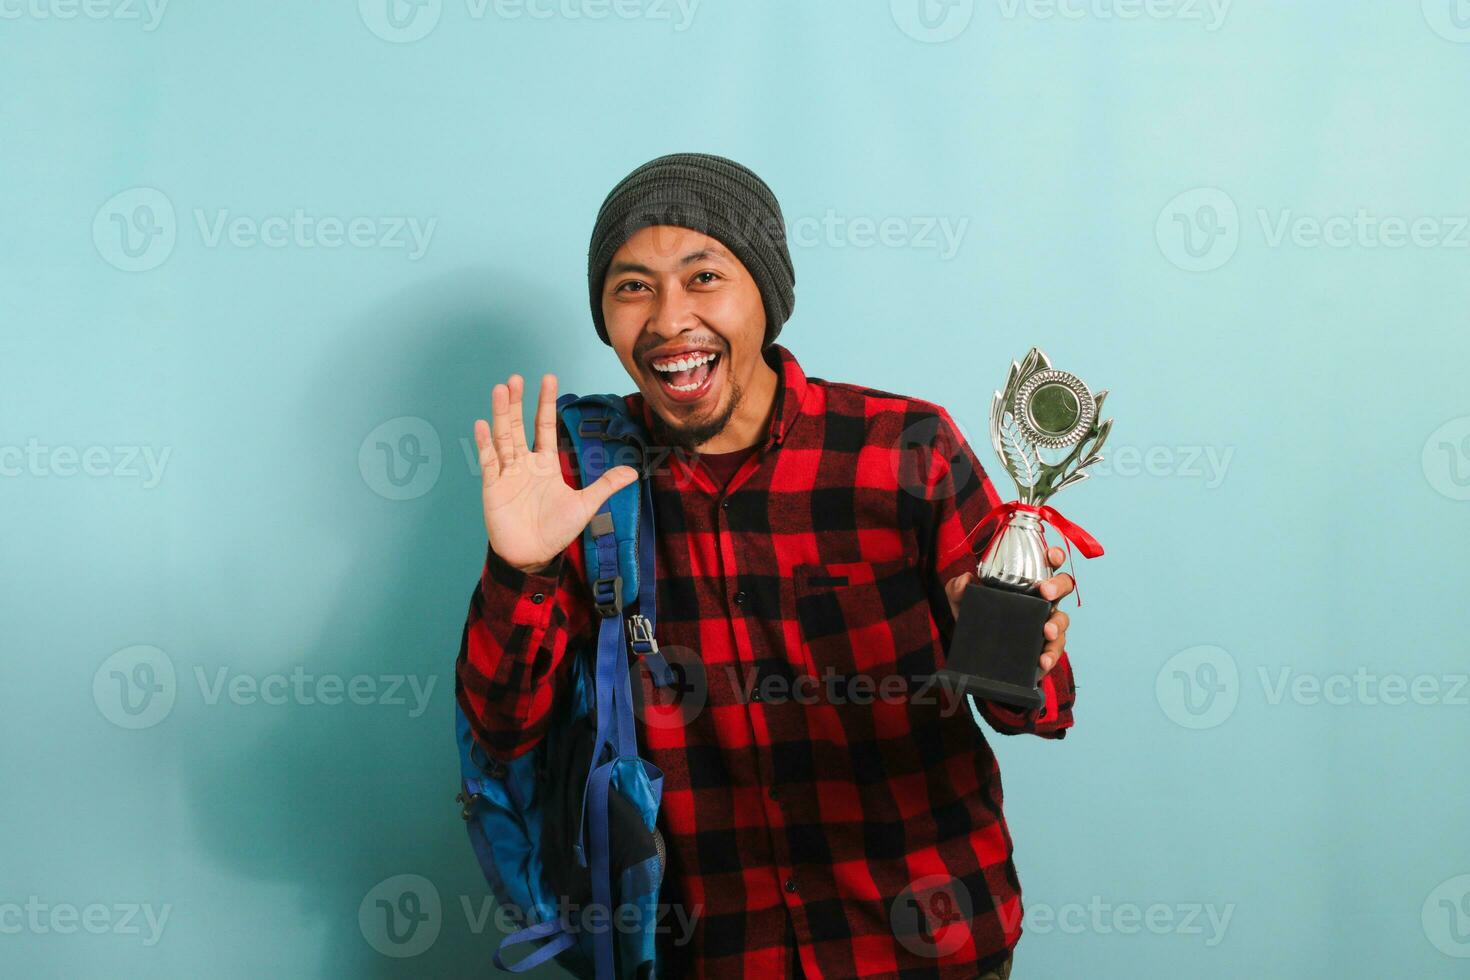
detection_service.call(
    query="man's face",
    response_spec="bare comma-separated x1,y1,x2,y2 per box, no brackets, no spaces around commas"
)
602,225,767,451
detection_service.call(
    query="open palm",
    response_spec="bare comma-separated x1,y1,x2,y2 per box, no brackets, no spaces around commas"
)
474,373,638,574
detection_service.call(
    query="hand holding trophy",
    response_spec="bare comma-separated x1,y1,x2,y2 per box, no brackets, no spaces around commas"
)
938,348,1112,711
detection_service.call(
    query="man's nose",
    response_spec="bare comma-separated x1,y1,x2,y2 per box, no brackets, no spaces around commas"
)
649,285,698,336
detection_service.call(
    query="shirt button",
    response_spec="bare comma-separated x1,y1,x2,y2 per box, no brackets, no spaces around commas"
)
721,498,731,509
733,590,747,606
769,787,781,802
531,593,546,604
784,878,798,894
750,688,762,703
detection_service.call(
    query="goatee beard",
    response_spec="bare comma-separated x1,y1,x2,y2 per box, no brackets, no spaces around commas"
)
648,373,744,455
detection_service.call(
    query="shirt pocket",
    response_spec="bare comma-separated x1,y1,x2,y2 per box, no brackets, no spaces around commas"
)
792,556,940,683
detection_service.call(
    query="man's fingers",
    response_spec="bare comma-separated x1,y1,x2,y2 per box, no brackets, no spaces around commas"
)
474,418,500,484
1039,572,1075,601
505,374,529,456
490,383,518,468
1042,610,1070,640
533,373,558,454
946,572,973,599
1047,545,1066,569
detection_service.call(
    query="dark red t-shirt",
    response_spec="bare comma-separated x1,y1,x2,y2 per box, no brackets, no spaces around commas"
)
696,443,760,491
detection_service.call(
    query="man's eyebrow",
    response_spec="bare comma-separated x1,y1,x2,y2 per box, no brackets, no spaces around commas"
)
606,247,733,278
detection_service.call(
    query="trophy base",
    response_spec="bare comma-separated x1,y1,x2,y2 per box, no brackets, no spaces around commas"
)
938,581,1051,712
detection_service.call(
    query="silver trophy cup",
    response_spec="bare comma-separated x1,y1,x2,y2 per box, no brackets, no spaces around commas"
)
937,347,1111,710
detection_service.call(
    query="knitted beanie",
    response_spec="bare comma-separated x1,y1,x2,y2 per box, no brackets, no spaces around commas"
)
587,152,796,349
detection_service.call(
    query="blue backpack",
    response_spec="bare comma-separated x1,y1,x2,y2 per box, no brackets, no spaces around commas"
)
455,393,679,979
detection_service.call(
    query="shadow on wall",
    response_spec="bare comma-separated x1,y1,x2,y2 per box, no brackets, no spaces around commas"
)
182,269,582,979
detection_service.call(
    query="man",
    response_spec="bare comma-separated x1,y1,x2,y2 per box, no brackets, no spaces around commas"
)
456,153,1078,978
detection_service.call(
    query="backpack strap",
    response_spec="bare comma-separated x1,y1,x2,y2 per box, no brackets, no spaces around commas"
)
557,393,674,688
558,393,671,980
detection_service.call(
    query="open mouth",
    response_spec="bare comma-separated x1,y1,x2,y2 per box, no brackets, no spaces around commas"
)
648,349,721,404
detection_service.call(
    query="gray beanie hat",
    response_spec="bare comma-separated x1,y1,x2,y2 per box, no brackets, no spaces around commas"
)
587,152,796,349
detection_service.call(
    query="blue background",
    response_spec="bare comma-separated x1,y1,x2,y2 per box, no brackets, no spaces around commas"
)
4,1,1469,977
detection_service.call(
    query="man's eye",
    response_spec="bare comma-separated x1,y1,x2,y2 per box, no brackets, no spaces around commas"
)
692,271,719,285
618,281,648,293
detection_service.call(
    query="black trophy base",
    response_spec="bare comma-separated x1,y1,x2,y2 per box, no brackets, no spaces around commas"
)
938,581,1051,712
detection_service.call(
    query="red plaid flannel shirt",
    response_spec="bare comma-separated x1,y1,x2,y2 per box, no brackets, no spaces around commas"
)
455,343,1076,978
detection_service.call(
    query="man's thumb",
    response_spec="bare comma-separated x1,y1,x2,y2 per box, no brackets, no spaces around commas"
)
581,464,640,509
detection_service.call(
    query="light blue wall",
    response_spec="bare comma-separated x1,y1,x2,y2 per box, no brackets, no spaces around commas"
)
3,2,1469,977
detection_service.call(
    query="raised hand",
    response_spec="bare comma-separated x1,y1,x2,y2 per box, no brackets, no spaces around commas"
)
474,373,639,574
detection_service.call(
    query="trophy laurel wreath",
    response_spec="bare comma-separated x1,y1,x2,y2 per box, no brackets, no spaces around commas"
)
937,347,1111,711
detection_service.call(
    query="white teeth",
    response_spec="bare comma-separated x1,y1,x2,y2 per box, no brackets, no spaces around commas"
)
652,351,716,373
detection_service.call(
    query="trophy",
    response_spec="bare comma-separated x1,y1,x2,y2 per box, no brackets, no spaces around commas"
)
937,348,1111,711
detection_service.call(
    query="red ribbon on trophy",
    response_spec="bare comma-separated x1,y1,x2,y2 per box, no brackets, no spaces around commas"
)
956,500,1104,607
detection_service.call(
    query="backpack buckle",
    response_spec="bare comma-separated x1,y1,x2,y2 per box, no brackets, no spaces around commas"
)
626,614,658,656
578,417,609,439
592,574,623,618
456,790,484,822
